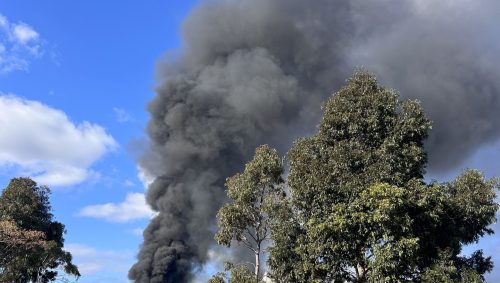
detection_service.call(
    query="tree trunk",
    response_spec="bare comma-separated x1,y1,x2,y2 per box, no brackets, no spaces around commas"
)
255,250,260,282
356,262,366,282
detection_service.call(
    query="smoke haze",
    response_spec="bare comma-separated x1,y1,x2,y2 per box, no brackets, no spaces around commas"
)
129,1,500,282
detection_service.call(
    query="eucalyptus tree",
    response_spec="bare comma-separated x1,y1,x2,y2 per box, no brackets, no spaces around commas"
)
0,178,80,283
268,71,498,282
214,145,284,282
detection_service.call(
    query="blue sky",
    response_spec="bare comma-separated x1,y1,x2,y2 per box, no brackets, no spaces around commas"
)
0,1,499,283
0,1,197,282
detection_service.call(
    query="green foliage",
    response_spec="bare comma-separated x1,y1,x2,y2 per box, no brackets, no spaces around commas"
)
445,170,498,244
214,145,284,281
0,218,48,279
215,145,284,247
266,196,307,283
209,71,498,282
208,273,226,283
422,249,484,283
0,178,80,282
208,263,261,283
267,71,499,282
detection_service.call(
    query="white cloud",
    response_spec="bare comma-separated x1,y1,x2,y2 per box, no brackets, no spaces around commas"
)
0,15,7,27
123,179,135,187
65,244,134,276
79,166,156,224
131,227,144,237
0,13,42,74
113,107,133,123
137,164,155,189
12,23,39,44
79,192,154,222
0,95,117,187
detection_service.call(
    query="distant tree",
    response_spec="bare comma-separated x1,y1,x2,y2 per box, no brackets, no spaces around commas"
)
0,177,80,282
213,145,284,282
267,71,499,282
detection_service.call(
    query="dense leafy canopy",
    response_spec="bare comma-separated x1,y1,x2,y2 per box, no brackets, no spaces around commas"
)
267,71,498,282
0,178,80,282
0,219,46,267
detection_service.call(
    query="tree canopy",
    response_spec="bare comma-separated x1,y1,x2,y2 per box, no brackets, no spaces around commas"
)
213,145,284,282
267,71,498,282
0,177,80,282
210,71,498,283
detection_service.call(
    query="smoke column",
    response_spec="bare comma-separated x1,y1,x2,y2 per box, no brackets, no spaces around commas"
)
130,1,500,282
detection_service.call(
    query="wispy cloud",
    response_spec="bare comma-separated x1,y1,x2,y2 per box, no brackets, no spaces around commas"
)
65,244,134,276
0,13,43,74
0,94,117,187
79,192,154,222
123,179,135,187
113,107,133,123
12,23,39,44
131,227,144,237
79,166,156,224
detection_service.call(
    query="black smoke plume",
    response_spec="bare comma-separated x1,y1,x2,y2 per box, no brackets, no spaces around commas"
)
130,1,500,282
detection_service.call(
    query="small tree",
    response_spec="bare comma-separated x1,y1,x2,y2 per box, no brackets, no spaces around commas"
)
0,177,80,282
214,145,284,282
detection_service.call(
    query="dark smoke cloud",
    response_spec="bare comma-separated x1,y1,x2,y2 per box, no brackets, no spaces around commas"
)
348,0,500,171
130,1,500,282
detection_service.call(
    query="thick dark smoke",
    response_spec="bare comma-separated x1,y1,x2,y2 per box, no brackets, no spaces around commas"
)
130,1,500,282
347,0,500,170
